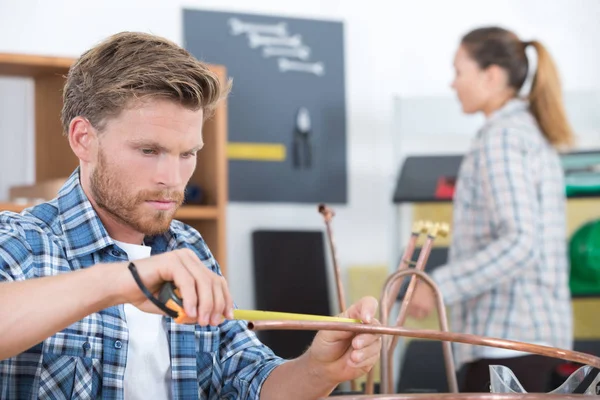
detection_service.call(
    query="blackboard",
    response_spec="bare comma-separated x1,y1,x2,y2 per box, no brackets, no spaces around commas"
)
184,9,347,203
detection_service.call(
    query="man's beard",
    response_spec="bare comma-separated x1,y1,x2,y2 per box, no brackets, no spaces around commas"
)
89,150,184,236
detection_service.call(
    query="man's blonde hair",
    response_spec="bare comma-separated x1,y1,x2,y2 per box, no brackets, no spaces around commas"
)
61,31,229,134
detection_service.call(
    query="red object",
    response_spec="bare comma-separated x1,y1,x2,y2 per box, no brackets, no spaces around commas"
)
435,177,456,199
556,362,581,377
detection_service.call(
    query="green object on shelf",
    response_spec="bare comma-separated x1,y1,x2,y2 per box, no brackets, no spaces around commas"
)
566,184,600,197
565,175,600,197
561,152,600,197
569,220,600,296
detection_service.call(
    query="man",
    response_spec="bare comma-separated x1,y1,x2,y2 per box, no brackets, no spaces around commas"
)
0,32,381,399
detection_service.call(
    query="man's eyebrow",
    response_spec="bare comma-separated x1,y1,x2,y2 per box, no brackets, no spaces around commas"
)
186,144,204,153
127,139,203,153
127,139,169,152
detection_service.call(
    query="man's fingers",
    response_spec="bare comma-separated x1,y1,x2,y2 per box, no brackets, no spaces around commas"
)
350,333,381,366
168,261,198,319
178,249,232,326
221,277,234,320
178,249,213,326
352,332,380,350
210,278,226,326
348,349,380,370
195,274,213,326
343,296,378,323
349,331,382,367
316,296,379,344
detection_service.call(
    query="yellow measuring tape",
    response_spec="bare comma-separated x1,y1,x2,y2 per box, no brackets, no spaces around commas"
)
233,309,361,324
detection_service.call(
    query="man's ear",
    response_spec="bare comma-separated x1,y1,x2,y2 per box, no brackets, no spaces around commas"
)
68,117,97,163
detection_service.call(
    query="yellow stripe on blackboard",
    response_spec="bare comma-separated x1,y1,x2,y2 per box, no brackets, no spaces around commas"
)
227,142,286,161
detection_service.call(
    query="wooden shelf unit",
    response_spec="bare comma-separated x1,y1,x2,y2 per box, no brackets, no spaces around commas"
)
0,53,229,276
0,203,220,220
0,202,36,213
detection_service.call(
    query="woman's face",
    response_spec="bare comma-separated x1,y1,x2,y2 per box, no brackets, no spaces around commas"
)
451,44,492,114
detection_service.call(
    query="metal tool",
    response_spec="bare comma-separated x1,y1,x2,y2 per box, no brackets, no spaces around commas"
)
293,107,313,168
279,58,325,76
263,45,311,60
248,33,302,48
228,17,288,37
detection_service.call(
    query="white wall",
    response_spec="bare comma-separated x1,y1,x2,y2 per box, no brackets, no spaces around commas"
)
0,78,34,200
1,0,599,310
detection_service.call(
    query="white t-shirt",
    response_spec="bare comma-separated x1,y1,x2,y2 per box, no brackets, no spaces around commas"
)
112,239,172,400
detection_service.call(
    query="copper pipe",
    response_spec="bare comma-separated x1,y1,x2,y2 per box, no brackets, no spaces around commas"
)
364,371,375,396
390,222,449,350
385,224,451,393
247,320,600,369
383,236,433,369
319,203,356,391
322,394,594,399
365,222,426,394
392,227,436,336
319,203,347,313
383,221,425,312
379,269,458,394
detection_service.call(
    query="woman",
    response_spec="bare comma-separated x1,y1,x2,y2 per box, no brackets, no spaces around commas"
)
407,26,574,393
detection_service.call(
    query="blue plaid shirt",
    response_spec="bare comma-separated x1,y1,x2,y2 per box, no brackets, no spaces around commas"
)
0,168,285,399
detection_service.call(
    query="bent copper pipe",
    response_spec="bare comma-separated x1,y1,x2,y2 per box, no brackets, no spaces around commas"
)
365,221,426,393
391,225,437,337
364,364,376,396
319,203,347,313
386,224,451,390
383,221,425,312
379,269,458,394
321,394,595,400
247,320,600,370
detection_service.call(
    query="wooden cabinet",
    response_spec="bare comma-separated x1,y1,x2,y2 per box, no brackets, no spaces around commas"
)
0,53,229,276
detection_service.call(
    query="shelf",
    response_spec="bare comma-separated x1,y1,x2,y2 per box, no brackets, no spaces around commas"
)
175,205,219,220
0,202,36,213
392,154,463,204
393,151,600,204
397,195,600,204
0,53,74,77
0,203,219,220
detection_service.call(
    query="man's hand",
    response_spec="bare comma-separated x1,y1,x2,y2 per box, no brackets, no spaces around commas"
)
406,282,435,319
305,296,382,384
0,247,233,361
118,248,234,326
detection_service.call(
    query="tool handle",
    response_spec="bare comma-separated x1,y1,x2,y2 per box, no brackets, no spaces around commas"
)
158,282,197,324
